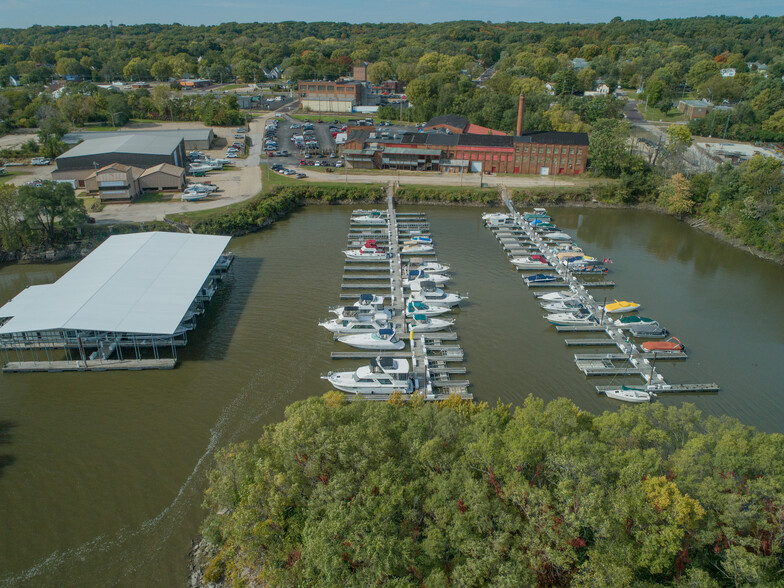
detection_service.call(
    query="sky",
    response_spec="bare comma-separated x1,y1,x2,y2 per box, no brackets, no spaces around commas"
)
1,0,782,28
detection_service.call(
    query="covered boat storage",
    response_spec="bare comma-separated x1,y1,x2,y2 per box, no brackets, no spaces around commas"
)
0,232,233,373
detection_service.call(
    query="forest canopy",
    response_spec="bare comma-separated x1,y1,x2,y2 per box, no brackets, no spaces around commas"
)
198,393,784,586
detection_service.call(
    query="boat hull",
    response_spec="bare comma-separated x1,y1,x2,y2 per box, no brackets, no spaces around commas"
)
603,388,652,403
336,336,405,350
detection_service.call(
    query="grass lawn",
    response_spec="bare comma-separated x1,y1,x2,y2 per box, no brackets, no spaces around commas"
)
0,170,31,184
637,104,687,123
133,192,174,203
220,84,247,91
78,196,104,212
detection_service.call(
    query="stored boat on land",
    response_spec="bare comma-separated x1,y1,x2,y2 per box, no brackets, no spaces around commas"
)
602,386,652,403
337,328,406,350
407,313,454,333
641,337,684,352
603,300,640,314
323,356,415,395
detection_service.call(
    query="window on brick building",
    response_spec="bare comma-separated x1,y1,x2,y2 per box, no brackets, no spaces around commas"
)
577,149,583,155
570,148,575,154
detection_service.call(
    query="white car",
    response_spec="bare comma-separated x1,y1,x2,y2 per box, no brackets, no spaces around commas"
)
226,153,238,158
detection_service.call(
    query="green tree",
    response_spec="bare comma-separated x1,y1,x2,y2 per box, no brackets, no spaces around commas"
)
589,118,631,177
17,181,87,244
658,173,695,216
0,184,29,252
36,115,68,159
366,61,393,84
687,59,720,87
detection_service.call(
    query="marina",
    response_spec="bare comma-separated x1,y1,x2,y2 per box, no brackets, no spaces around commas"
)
322,193,471,400
485,204,720,400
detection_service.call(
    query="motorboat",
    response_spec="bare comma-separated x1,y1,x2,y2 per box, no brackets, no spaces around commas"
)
181,192,208,202
536,290,581,302
407,314,454,333
401,243,434,254
603,300,640,314
569,261,608,274
511,254,551,270
544,308,597,326
628,323,668,338
641,337,684,352
409,281,465,307
353,211,388,225
541,300,586,312
330,293,386,315
406,300,452,317
319,313,390,334
524,273,560,285
542,231,572,241
337,328,406,350
406,260,449,274
530,219,556,229
523,208,550,222
330,303,393,321
483,213,515,227
344,240,391,260
553,244,584,255
616,315,656,326
602,386,652,403
322,356,415,395
402,235,432,244
404,269,449,287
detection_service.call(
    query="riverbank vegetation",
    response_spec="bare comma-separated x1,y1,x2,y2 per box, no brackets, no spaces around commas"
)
196,392,784,587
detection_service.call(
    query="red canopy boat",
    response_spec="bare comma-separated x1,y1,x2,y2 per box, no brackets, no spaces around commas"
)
641,337,683,352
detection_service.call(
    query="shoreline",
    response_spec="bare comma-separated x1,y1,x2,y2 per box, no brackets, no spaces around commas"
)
1,198,781,268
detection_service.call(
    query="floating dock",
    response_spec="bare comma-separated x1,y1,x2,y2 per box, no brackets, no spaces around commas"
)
484,201,720,398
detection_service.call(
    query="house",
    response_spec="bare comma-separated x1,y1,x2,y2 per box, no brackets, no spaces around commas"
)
9,76,21,87
720,68,736,78
545,82,556,95
178,78,212,89
84,163,143,202
596,83,610,94
572,58,589,71
138,163,186,191
677,99,713,120
747,62,768,75
263,66,282,80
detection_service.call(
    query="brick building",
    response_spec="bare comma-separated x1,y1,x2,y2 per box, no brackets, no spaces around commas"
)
298,81,365,112
423,114,508,136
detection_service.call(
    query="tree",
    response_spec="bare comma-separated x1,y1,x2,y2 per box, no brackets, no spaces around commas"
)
17,181,87,244
762,108,784,133
588,118,630,177
150,60,173,82
0,184,29,252
687,59,720,87
658,173,694,216
366,61,393,84
36,115,68,158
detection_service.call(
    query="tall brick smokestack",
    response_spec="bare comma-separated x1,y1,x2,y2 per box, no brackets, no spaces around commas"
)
516,94,525,136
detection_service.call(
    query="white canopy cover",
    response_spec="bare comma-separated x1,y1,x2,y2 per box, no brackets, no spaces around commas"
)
0,232,231,336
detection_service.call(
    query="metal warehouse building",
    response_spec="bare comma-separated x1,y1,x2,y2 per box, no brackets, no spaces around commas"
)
63,128,214,151
54,134,186,173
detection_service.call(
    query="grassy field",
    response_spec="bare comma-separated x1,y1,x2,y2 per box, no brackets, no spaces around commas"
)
219,84,248,91
0,170,31,184
77,196,104,212
637,104,687,123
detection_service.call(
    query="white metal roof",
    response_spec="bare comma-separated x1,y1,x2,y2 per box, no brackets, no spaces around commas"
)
0,232,231,336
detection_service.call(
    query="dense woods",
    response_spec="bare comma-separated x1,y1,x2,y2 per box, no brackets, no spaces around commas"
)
2,17,784,139
197,393,784,586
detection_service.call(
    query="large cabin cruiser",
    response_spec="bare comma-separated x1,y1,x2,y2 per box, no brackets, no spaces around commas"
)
407,314,454,333
408,281,466,308
323,356,416,395
319,312,390,334
337,328,406,350
344,240,391,260
406,300,452,317
403,269,449,287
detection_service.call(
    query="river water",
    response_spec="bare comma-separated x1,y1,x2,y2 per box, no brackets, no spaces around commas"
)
1,205,782,586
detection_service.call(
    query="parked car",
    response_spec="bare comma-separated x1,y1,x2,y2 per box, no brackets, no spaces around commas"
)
226,153,238,158
335,161,344,168
234,134,244,139
30,157,50,166
296,173,307,178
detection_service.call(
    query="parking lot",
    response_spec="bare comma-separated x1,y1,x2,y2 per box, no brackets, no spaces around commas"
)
262,114,344,173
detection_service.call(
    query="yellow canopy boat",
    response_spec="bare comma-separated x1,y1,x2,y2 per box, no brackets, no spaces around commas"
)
603,300,640,314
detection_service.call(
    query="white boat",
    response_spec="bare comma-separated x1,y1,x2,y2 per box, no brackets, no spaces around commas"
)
484,214,516,227
330,304,393,321
330,294,386,316
542,231,572,241
403,269,449,287
540,300,585,312
344,241,391,260
510,254,551,269
406,260,450,274
544,308,597,326
323,356,415,395
409,281,465,307
535,290,581,303
319,313,390,334
407,314,454,333
181,192,208,202
401,243,434,254
402,235,432,244
406,300,452,317
353,211,388,225
603,386,652,403
337,328,405,350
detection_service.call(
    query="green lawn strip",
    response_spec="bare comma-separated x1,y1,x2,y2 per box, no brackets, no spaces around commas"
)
0,170,31,184
133,192,174,203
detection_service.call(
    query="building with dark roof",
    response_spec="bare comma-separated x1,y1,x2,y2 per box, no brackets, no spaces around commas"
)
423,115,508,137
342,126,588,174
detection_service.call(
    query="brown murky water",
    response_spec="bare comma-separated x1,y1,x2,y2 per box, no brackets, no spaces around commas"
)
1,205,782,585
